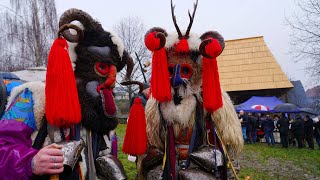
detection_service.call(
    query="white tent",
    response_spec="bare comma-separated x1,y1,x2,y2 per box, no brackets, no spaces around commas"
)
11,66,46,82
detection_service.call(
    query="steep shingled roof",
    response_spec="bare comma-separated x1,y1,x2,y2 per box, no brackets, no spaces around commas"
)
217,36,293,92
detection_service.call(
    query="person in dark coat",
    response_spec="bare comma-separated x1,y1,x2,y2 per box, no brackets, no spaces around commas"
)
262,114,275,146
291,115,305,148
251,113,259,143
277,113,290,148
239,110,248,142
246,113,254,143
314,118,320,150
304,115,314,149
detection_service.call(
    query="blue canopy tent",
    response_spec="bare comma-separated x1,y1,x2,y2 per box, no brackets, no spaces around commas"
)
235,96,284,112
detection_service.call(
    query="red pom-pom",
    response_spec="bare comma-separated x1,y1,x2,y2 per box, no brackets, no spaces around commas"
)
202,38,223,113
175,38,190,53
145,32,160,51
122,98,147,155
145,31,171,102
45,38,81,127
204,38,222,58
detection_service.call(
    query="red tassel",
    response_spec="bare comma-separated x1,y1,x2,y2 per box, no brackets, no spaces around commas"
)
145,32,161,51
202,38,223,113
45,38,81,127
145,32,172,102
122,98,147,155
175,38,190,53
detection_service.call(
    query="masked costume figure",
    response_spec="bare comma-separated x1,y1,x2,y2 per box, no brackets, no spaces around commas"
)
0,9,133,180
122,1,244,179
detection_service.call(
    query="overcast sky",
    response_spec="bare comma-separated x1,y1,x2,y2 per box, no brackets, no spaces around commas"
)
2,0,313,89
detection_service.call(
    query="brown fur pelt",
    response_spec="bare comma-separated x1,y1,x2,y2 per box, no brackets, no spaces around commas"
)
212,90,244,158
138,90,243,178
144,91,243,157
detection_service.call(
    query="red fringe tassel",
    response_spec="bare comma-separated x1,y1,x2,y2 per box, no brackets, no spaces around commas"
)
45,38,82,127
122,98,147,155
202,39,223,113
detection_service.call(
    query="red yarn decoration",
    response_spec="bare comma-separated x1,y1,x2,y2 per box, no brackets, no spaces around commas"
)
122,98,147,155
145,32,161,51
202,38,223,113
175,38,190,53
45,38,81,127
145,32,172,102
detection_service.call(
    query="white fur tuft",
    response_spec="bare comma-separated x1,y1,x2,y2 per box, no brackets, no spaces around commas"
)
109,32,124,57
160,96,196,127
6,82,45,130
66,21,85,71
165,31,201,51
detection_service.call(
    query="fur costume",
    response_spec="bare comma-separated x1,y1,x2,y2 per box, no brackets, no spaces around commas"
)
0,8,132,180
129,1,243,179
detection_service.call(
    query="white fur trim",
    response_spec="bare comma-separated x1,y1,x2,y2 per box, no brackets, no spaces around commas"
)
160,95,196,127
128,155,137,162
6,82,45,130
66,21,85,71
109,32,124,57
165,31,201,51
80,150,87,178
67,42,78,71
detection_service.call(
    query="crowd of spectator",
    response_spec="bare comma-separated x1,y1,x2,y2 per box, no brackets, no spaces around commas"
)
238,110,320,149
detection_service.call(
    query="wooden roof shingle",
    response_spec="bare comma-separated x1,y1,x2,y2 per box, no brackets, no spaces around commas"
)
217,36,293,92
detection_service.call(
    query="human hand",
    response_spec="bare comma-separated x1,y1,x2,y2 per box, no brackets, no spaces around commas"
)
31,143,64,175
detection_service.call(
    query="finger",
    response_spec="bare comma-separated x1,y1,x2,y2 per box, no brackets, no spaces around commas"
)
48,162,64,170
45,149,63,156
45,143,63,149
49,156,64,163
46,167,64,174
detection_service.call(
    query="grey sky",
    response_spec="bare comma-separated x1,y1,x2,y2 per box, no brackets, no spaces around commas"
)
2,0,312,89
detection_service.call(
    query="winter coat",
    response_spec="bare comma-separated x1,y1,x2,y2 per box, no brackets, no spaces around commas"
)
304,118,314,136
246,116,254,131
314,121,320,138
291,117,304,136
239,114,248,127
277,116,290,134
262,117,274,132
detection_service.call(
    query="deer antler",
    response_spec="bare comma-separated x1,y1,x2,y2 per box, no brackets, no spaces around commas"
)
185,0,199,38
171,0,183,39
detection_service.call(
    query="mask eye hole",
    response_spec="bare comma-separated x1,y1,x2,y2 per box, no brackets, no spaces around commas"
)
180,64,193,78
168,64,174,77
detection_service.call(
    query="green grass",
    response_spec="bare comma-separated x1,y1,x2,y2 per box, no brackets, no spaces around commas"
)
238,143,320,179
117,124,320,180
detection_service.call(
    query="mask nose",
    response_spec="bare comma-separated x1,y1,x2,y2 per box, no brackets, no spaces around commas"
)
170,64,184,88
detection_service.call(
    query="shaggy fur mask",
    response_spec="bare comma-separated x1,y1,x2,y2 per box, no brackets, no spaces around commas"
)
59,9,134,134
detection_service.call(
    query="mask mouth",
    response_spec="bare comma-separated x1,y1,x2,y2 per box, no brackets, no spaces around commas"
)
173,88,183,105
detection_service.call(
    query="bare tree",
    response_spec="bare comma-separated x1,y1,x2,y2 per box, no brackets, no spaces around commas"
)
113,16,151,100
286,0,320,82
0,0,57,72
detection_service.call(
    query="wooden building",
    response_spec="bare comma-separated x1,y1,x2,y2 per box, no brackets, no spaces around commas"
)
217,36,293,104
